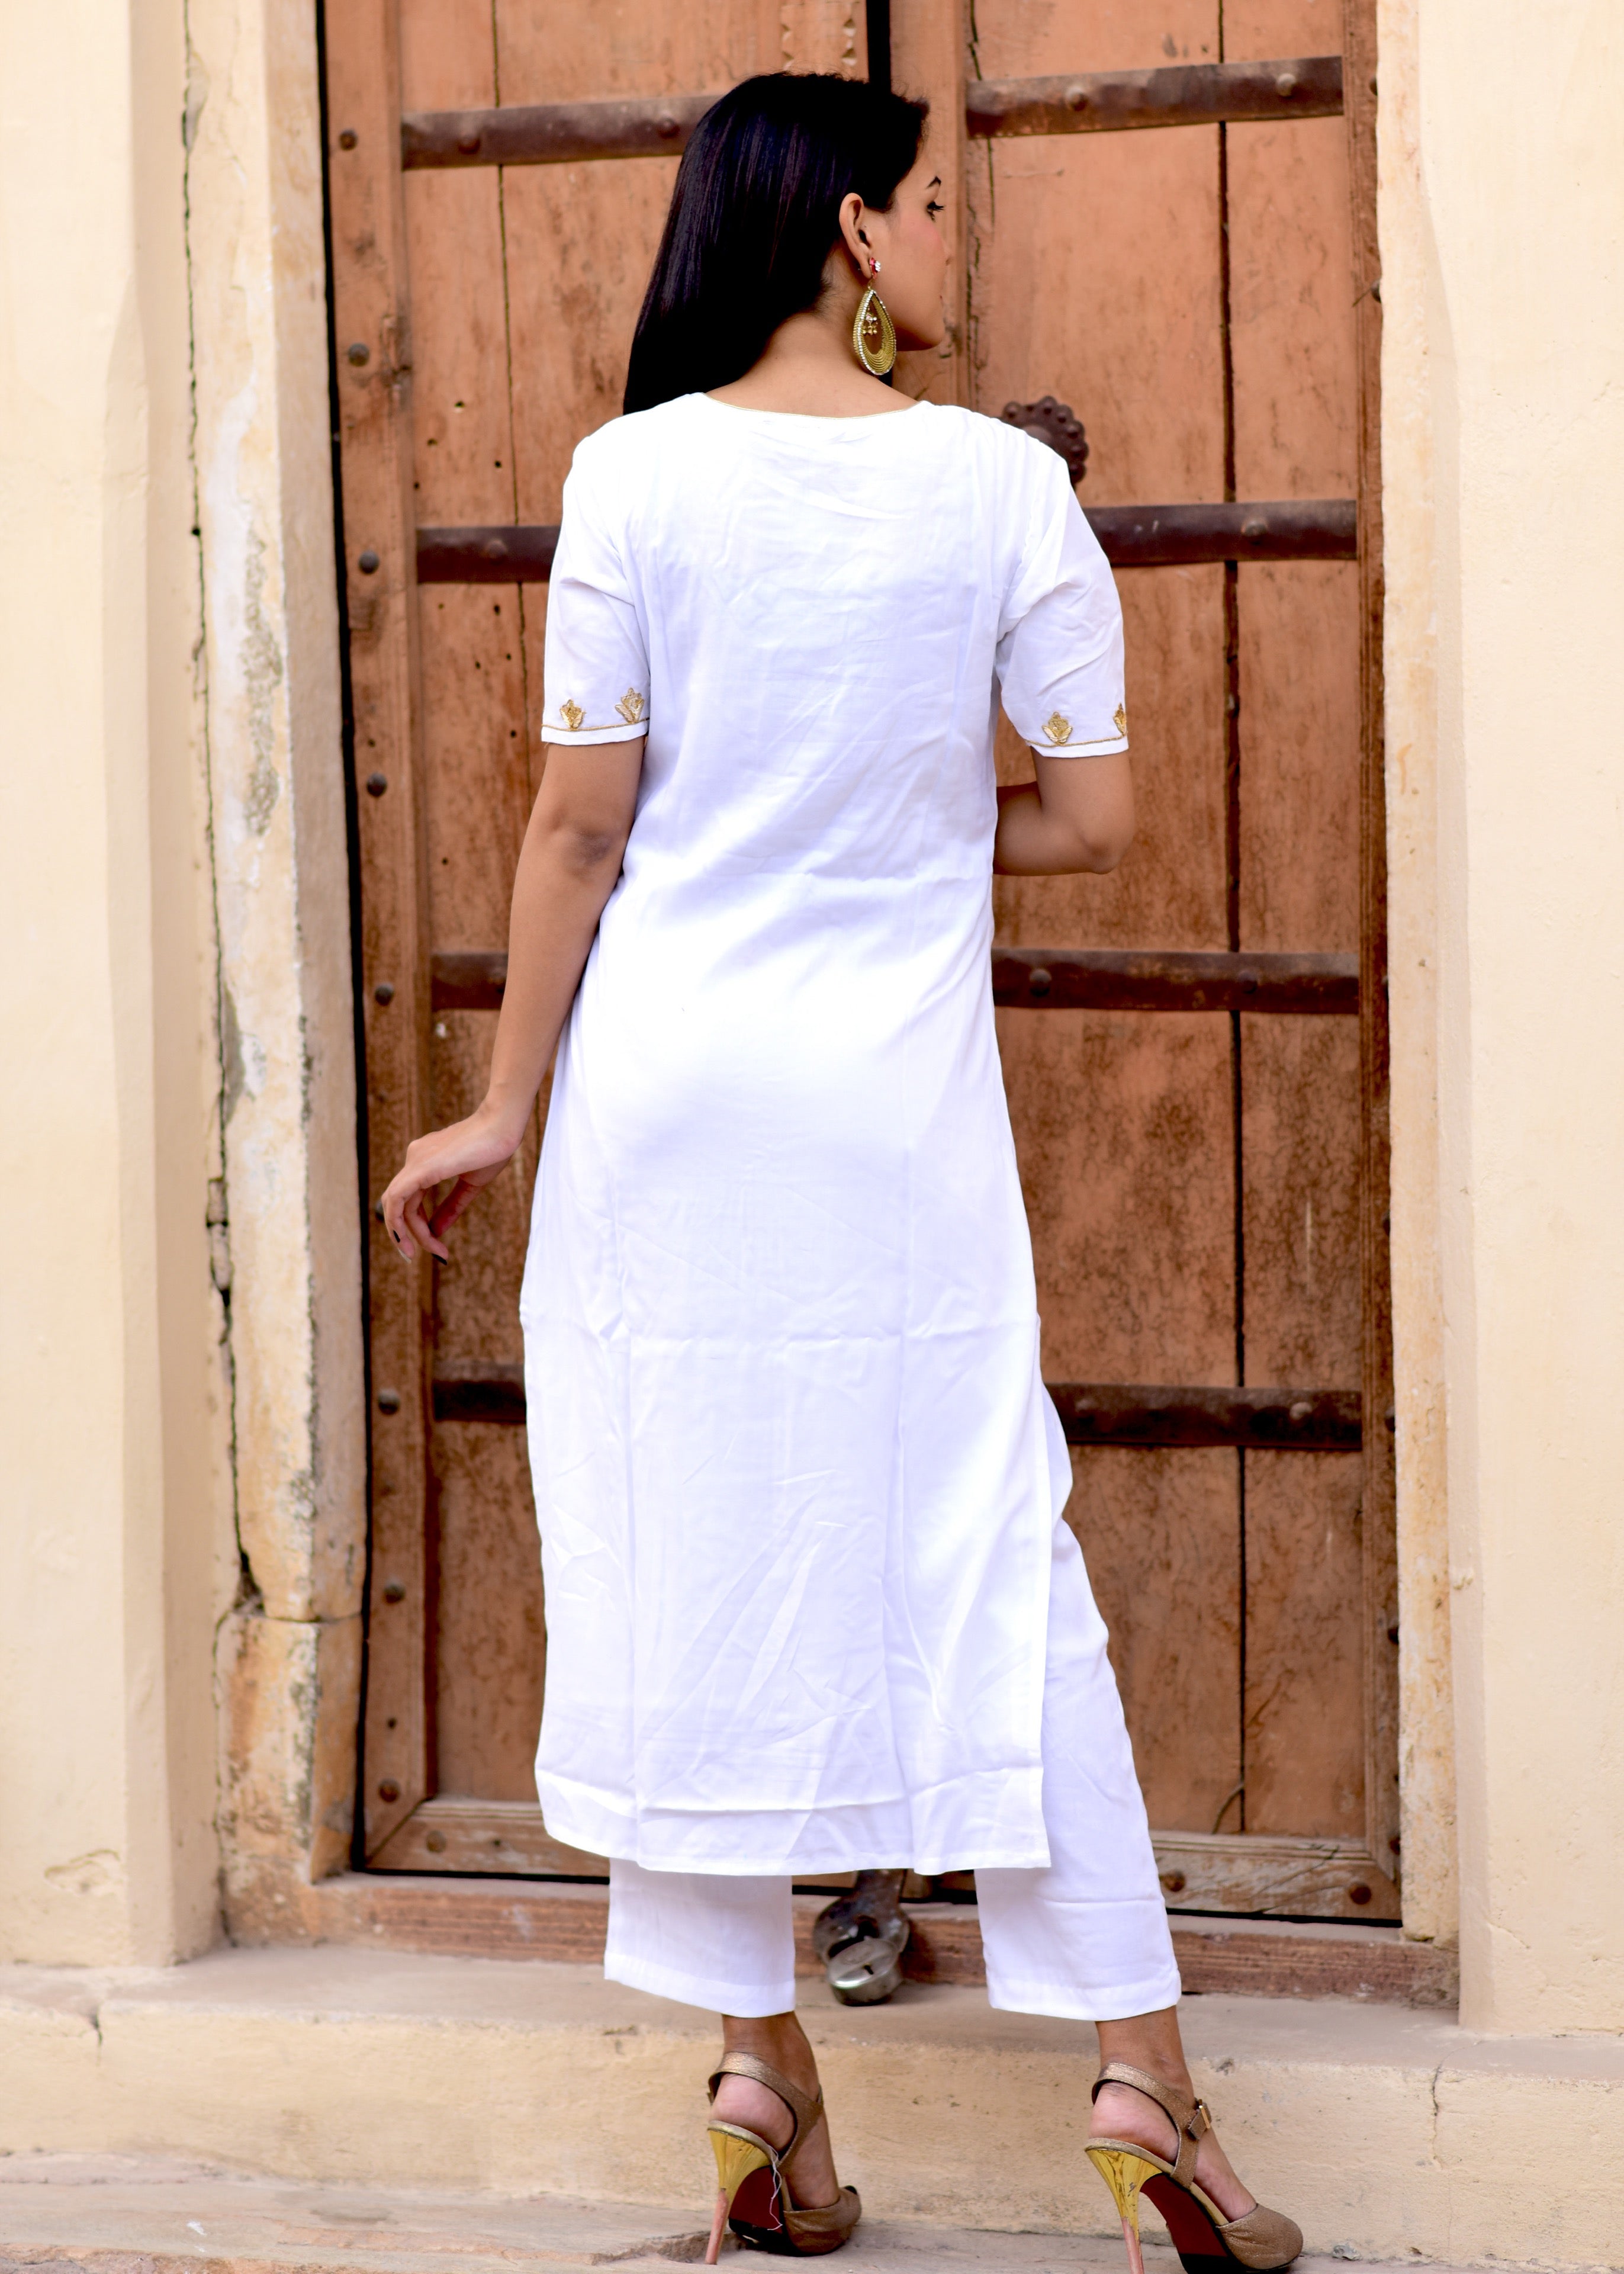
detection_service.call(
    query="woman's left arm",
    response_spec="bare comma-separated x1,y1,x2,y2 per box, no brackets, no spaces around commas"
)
993,749,1134,875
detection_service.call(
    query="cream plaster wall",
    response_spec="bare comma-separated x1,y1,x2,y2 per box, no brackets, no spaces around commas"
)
1378,0,1624,2031
0,0,363,1961
0,0,231,1963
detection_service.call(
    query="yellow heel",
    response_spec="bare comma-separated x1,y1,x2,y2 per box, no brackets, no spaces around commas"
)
710,2125,774,2197
706,2127,775,2264
1086,2145,1160,2274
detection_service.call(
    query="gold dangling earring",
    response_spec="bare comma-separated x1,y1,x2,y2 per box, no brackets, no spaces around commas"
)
853,258,897,377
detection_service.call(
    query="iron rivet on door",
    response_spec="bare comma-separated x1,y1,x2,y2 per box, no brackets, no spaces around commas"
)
358,548,380,574
377,1387,401,1414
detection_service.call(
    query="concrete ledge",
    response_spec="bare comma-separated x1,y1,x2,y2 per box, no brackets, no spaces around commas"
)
1,1947,1620,2267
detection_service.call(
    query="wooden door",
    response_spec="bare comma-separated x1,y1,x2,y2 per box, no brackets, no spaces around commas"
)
327,0,1392,1917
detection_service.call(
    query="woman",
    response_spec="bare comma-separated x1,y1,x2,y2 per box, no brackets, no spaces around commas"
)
383,72,1301,2274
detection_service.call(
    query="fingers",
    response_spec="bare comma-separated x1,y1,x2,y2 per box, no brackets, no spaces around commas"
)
380,1119,513,1265
400,1183,449,1264
381,1177,419,1262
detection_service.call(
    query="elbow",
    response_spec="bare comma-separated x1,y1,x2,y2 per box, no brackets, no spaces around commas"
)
1072,819,1134,873
544,818,630,881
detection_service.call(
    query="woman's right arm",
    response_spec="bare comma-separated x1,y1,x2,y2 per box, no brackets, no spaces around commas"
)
381,738,645,1261
993,748,1134,875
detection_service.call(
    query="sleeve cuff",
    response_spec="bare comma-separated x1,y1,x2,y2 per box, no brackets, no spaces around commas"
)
1028,733,1128,758
542,718,649,745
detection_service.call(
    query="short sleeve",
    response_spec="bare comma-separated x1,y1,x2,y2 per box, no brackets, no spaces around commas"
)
541,438,651,744
995,448,1128,757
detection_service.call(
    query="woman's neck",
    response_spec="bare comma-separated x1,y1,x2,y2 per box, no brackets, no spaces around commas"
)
708,307,914,419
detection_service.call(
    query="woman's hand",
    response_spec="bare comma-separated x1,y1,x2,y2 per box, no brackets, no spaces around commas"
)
381,1100,528,1263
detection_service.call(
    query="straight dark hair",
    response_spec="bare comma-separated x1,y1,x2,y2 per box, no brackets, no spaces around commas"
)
623,73,929,415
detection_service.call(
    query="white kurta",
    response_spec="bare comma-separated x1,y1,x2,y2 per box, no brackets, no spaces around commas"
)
522,393,1130,1876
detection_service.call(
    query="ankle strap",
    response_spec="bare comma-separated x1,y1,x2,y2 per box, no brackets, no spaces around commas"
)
1092,2061,1211,2189
709,2053,824,2158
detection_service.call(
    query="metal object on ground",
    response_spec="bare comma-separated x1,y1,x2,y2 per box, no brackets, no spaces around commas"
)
811,1871,911,2005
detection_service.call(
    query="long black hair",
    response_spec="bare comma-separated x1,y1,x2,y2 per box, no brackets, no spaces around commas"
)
623,73,929,415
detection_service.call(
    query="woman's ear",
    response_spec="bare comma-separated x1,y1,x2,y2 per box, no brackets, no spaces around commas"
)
835,190,869,275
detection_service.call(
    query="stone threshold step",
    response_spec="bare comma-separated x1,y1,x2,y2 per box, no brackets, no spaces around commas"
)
304,1875,1458,2008
0,2157,1494,2274
4,1948,1620,2266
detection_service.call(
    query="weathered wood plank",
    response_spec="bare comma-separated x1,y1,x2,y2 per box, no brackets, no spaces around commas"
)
1243,1451,1369,1836
326,0,433,1858
319,1855,1425,1955
1069,1447,1242,1833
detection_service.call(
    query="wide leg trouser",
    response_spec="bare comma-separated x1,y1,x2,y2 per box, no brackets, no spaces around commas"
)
603,1520,1182,2022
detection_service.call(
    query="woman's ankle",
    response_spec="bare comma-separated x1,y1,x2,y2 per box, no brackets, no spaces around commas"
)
722,2010,815,2073
1095,2009,1194,2100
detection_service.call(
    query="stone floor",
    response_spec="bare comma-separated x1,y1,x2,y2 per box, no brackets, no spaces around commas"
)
0,2157,1492,2274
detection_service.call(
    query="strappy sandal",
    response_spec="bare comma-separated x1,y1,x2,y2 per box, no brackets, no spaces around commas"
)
1086,2060,1303,2274
704,2051,861,2262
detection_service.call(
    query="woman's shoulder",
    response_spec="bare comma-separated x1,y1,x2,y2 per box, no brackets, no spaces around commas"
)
569,398,699,478
914,403,1072,488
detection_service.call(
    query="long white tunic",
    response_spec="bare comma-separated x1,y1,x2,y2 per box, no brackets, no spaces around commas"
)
522,393,1129,1875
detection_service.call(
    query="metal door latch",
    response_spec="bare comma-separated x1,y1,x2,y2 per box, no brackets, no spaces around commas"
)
811,1869,911,2005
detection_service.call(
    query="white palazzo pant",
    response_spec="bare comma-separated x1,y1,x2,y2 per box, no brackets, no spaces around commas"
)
603,1518,1183,2023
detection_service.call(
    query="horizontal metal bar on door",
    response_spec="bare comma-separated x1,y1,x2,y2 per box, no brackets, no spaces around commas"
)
430,1365,1362,1450
430,948,1358,1018
1050,1384,1361,1451
967,54,1343,139
399,57,1342,171
413,501,1355,587
993,948,1357,1014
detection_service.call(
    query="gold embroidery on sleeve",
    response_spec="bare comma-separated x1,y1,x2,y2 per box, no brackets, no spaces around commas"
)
559,699,585,731
1042,712,1073,746
1113,703,1127,735
615,688,647,724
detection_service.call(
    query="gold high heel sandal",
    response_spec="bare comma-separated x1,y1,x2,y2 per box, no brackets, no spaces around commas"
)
1085,2061,1303,2274
704,2051,861,2262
